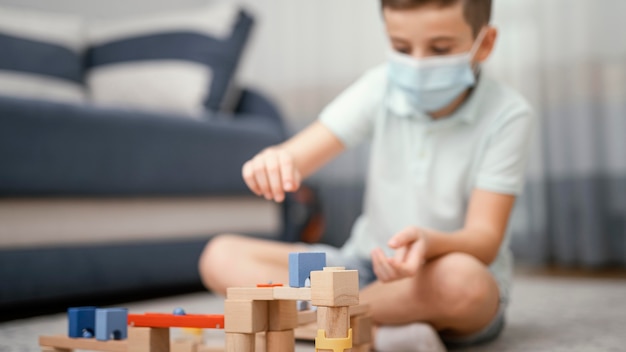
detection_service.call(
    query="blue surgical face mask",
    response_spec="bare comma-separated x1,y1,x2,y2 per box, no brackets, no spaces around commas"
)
388,29,487,113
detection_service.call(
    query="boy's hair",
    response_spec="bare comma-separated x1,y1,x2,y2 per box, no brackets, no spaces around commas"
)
381,0,492,37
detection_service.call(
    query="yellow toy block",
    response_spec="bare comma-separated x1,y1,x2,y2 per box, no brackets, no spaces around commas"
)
315,329,353,352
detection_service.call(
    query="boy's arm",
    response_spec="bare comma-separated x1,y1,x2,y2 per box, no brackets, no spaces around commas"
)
242,121,345,203
422,189,516,264
373,189,515,282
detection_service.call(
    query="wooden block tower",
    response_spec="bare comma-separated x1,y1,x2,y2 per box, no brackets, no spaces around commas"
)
311,267,358,352
223,252,362,352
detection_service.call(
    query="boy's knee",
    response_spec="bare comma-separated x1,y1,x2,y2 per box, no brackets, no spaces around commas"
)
198,234,243,289
431,253,495,317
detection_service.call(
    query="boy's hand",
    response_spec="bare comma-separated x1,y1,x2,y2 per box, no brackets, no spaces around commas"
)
242,148,302,203
371,227,429,283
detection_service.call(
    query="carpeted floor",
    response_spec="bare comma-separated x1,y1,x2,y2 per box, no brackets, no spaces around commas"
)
1,272,624,352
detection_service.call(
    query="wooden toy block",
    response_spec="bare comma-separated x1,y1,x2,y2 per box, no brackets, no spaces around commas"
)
350,315,372,345
289,252,326,287
294,321,318,341
311,268,359,307
39,335,127,351
225,333,254,352
227,287,275,301
129,313,224,329
255,332,266,352
41,347,71,352
268,300,298,331
352,343,371,352
317,307,349,338
224,300,268,333
348,304,370,317
297,309,317,326
171,339,198,352
315,329,352,352
272,287,312,301
197,345,226,352
128,327,170,352
266,329,295,352
68,306,96,338
95,308,128,341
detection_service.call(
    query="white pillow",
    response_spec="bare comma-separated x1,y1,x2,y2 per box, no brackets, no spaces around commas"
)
0,6,86,103
85,3,248,117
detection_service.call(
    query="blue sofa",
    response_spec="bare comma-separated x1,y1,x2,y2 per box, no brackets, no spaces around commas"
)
0,90,289,320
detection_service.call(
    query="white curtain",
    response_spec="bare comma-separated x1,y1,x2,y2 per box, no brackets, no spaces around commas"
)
489,0,626,266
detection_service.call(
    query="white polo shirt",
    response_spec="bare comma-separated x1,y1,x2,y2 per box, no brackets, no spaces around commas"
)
319,64,535,301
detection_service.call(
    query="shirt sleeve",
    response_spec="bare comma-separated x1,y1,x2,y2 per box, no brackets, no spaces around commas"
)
475,109,536,195
319,64,386,148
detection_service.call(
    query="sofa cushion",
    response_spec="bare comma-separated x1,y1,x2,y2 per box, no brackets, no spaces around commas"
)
85,4,254,116
0,6,85,103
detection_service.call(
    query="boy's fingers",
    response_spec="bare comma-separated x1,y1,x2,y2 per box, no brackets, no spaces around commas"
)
388,227,418,248
278,151,295,192
265,152,285,202
252,157,272,200
242,161,261,196
404,240,426,272
293,169,302,191
373,249,396,282
394,246,408,264
371,250,387,281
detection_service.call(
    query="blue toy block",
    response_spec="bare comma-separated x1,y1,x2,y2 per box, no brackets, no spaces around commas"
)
173,307,186,315
68,307,97,338
289,252,326,288
95,308,128,341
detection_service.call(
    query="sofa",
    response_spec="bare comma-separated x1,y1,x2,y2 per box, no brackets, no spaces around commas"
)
0,3,293,320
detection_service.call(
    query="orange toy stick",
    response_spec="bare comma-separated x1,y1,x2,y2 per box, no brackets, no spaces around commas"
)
257,283,284,288
128,313,224,329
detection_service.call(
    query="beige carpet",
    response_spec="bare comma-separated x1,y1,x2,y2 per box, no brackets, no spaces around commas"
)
1,272,625,352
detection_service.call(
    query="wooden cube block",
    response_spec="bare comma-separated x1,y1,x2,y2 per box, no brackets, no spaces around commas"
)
266,330,295,352
316,307,349,338
128,327,170,352
311,268,359,307
224,300,268,333
350,315,372,345
225,333,254,352
268,300,298,331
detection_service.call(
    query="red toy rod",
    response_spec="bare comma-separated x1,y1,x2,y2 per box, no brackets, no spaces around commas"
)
128,313,224,329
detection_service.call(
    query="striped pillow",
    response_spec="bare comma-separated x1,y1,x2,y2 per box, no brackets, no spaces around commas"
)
85,4,254,117
0,6,85,103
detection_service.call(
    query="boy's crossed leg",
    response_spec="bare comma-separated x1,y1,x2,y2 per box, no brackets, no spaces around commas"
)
199,235,500,338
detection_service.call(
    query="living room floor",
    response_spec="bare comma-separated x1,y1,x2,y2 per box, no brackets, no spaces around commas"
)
1,271,624,352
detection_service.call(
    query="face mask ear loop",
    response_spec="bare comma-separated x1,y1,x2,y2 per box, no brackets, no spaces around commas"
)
469,27,488,59
469,27,488,74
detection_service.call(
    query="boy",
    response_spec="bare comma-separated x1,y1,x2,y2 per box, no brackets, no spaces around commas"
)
199,0,534,349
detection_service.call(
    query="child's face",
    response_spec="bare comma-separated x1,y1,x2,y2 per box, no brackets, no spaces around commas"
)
383,2,496,63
